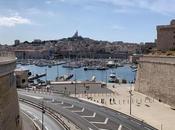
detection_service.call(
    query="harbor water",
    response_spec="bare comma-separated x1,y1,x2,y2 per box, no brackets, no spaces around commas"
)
17,64,136,83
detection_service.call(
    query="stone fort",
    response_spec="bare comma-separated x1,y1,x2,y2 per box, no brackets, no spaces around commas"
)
135,55,175,107
0,52,22,130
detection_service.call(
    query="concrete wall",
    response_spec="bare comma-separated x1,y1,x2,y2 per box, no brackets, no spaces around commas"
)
50,81,111,95
135,56,175,107
0,57,22,130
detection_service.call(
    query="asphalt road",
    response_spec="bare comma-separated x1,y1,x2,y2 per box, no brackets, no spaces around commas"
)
20,103,64,130
18,90,158,130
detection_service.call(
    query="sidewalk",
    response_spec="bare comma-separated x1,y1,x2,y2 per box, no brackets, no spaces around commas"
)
76,83,175,130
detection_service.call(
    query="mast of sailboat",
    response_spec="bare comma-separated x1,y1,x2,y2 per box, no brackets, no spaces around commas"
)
57,64,59,77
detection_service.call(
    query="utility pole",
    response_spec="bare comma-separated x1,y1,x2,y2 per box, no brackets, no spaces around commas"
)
41,100,45,130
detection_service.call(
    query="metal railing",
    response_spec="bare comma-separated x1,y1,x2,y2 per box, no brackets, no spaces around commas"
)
19,98,71,130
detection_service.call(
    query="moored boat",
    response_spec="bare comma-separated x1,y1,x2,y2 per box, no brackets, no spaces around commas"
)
108,72,119,83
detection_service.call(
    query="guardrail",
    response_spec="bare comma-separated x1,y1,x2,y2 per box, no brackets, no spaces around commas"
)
19,98,71,130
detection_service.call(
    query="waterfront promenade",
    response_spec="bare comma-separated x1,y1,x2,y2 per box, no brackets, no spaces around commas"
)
76,83,175,130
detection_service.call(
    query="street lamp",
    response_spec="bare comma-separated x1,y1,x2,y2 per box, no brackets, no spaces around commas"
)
129,89,133,115
74,71,77,97
105,70,108,84
41,100,45,130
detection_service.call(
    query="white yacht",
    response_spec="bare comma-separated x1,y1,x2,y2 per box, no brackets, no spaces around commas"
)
108,72,119,83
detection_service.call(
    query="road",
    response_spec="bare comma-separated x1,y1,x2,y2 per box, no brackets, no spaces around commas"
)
20,103,64,130
18,90,158,130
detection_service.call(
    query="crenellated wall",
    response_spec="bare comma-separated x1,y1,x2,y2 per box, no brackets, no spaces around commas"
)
0,54,22,130
135,56,175,107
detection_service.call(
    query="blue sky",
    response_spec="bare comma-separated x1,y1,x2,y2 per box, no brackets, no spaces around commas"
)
0,0,174,44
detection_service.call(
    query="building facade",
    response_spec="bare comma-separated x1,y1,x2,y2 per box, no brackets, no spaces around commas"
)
0,52,22,130
157,20,175,50
15,49,50,59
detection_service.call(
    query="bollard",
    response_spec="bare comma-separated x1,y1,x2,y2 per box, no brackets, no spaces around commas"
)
123,99,125,104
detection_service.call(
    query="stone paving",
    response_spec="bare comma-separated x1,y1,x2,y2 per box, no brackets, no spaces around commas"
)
77,83,175,130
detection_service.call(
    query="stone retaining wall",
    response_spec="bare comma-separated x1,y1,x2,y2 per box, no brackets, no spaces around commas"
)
135,56,175,107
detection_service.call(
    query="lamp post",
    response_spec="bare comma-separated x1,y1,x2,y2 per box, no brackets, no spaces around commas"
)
105,70,108,84
129,90,132,115
41,100,45,130
129,82,133,115
74,71,77,97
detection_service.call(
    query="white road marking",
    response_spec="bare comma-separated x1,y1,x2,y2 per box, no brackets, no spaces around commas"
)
88,127,93,130
26,110,38,120
90,118,109,124
63,104,74,108
72,108,85,112
118,124,122,130
45,126,49,130
81,112,96,118
20,94,43,99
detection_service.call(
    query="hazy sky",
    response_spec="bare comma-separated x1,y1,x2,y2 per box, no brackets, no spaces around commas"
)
0,0,174,44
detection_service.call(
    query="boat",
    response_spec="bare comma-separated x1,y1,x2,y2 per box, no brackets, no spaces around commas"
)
132,69,137,72
130,64,137,69
108,72,119,83
106,61,115,68
56,74,74,81
96,66,108,70
48,64,52,68
84,66,97,71
28,73,46,81
63,63,81,69
90,75,96,82
116,63,124,67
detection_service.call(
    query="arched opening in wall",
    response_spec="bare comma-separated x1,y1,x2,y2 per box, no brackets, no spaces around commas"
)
22,79,26,84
